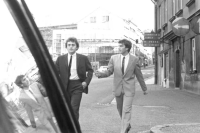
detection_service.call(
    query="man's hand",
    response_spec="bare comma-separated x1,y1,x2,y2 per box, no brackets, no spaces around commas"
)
94,71,102,78
82,82,87,89
143,91,148,95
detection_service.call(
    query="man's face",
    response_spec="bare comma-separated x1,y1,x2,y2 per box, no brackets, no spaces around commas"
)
21,76,30,88
66,41,78,55
118,43,128,55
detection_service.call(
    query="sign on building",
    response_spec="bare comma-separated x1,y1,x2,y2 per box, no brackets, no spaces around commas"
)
172,17,190,36
143,32,160,47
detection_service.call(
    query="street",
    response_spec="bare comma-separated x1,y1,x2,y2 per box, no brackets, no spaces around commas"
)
78,65,200,133
79,66,155,133
12,65,200,133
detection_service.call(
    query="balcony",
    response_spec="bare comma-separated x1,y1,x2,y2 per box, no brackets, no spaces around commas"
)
169,16,176,23
186,0,195,7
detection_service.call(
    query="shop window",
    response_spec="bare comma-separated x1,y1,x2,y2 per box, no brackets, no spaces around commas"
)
160,56,163,67
191,38,196,72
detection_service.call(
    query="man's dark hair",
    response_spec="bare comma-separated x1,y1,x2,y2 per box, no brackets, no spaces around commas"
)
15,75,24,88
118,39,132,52
65,37,79,49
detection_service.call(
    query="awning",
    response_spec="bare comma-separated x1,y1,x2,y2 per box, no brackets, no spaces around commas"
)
158,48,171,55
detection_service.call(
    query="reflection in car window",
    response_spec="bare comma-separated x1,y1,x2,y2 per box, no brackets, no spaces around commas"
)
0,1,61,133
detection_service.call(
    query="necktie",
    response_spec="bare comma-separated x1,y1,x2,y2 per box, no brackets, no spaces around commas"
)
122,57,125,75
68,55,72,77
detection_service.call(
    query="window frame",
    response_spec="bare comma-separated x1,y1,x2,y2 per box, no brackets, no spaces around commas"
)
191,38,196,71
164,0,168,23
102,16,109,22
90,16,96,23
159,5,161,29
173,0,175,16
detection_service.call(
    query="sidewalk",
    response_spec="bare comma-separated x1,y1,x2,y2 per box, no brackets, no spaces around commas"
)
111,77,200,133
132,77,200,133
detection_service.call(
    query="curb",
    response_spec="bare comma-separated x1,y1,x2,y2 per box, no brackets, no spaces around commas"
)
150,123,200,133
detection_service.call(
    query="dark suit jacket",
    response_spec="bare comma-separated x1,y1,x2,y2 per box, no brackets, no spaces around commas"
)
55,53,93,94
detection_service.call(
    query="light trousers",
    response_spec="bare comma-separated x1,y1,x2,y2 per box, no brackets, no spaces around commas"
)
115,93,134,133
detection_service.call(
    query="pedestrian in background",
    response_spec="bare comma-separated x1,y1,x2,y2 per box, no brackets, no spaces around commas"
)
55,37,93,122
14,75,58,133
95,39,148,133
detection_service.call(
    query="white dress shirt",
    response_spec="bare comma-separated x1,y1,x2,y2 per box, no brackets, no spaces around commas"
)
68,53,79,80
121,54,130,73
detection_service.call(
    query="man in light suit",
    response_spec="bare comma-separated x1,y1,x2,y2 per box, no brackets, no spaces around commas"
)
55,37,93,121
95,39,147,133
15,75,58,133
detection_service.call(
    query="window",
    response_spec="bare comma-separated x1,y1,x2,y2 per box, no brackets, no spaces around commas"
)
56,34,61,55
173,0,175,15
180,0,183,9
90,17,96,23
159,5,161,29
164,0,168,23
102,16,109,22
191,38,196,71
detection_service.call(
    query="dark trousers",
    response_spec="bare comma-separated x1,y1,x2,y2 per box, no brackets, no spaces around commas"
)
68,80,83,121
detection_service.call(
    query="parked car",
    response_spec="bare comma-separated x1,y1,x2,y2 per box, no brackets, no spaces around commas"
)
98,66,108,72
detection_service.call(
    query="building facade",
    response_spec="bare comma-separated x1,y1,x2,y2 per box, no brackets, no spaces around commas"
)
38,7,152,70
51,7,152,68
154,0,200,94
39,24,77,59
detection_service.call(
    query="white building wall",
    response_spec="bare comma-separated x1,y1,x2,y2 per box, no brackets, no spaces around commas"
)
51,7,147,57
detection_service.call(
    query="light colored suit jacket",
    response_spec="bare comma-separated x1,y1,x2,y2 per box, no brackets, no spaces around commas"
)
99,54,147,96
19,82,51,124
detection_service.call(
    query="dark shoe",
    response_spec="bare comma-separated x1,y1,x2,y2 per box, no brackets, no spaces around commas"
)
125,124,131,133
18,118,29,127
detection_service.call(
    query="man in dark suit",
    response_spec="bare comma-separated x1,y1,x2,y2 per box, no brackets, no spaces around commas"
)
95,39,147,133
55,37,93,121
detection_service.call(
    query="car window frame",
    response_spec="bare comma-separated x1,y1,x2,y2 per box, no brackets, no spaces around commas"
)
3,0,81,132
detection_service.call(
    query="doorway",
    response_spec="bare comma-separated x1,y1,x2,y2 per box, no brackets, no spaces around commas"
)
175,50,181,87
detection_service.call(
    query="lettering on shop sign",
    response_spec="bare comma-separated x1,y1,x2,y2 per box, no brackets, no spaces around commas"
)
143,32,160,47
